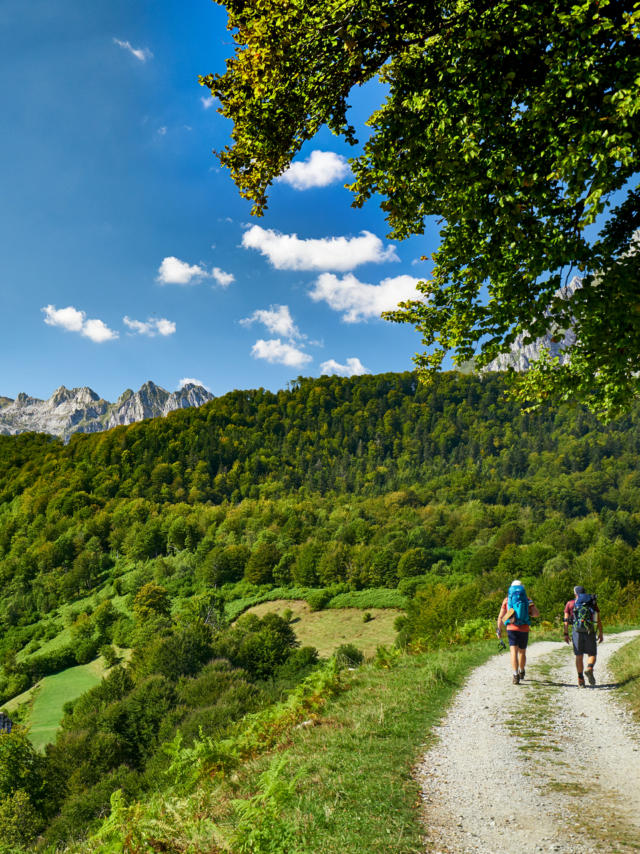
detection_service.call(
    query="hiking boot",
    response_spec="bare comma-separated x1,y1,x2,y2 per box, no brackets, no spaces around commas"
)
578,675,586,688
513,673,520,685
585,667,596,686
519,669,525,681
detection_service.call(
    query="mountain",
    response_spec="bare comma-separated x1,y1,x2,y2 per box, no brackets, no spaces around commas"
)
484,277,580,372
0,381,214,440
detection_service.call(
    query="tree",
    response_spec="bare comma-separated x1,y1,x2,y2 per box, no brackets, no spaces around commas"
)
133,583,171,623
204,0,640,415
0,729,43,805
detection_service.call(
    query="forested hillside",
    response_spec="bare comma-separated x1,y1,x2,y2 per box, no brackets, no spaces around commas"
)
1,370,640,848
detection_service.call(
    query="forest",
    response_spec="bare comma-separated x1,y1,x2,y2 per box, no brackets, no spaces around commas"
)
1,370,640,848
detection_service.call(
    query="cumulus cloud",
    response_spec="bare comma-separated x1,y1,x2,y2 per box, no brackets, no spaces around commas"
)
241,226,399,271
123,316,176,337
42,305,118,342
240,305,301,339
179,377,211,391
156,256,234,287
309,272,422,322
277,150,350,190
212,267,235,287
42,305,84,333
113,38,153,62
157,256,208,285
251,338,313,368
201,95,215,110
320,357,370,377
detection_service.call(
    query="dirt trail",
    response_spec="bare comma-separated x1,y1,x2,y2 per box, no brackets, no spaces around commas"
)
417,631,640,854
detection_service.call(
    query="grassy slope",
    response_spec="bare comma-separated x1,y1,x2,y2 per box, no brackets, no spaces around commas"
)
246,642,497,853
4,655,120,751
28,660,105,751
75,641,498,853
610,634,640,721
244,600,401,657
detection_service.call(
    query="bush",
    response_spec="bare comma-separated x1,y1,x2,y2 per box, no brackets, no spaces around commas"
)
306,589,332,612
455,618,496,643
100,645,119,668
328,588,408,610
362,612,373,623
0,788,41,849
334,644,364,667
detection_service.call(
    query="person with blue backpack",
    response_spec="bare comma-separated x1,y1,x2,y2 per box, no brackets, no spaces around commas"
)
563,585,603,687
496,580,540,684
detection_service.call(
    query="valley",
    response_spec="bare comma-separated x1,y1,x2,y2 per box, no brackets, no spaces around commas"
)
0,370,639,851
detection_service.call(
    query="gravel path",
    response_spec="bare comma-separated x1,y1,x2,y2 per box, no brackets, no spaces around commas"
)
417,631,640,854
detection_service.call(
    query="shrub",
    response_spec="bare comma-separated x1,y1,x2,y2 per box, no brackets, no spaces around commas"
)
306,589,332,612
328,588,408,610
334,644,364,667
455,618,496,643
0,789,41,849
100,645,119,669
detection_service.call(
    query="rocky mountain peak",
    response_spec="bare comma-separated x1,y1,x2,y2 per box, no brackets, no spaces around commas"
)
484,276,580,373
0,382,215,441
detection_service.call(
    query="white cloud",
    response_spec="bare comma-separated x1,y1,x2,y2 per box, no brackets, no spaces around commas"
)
241,226,399,271
113,38,153,62
320,357,370,377
309,272,422,322
157,126,167,136
251,338,312,368
157,256,207,285
42,305,84,333
156,257,234,287
277,150,349,190
82,318,119,343
240,305,301,339
123,316,176,337
212,267,234,287
179,377,211,391
42,305,118,342
201,95,215,110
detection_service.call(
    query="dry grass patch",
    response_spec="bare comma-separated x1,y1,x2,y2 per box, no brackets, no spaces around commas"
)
243,599,401,657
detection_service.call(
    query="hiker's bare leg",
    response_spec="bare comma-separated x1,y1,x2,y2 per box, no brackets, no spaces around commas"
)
575,653,584,676
586,654,596,670
510,645,519,673
518,649,526,671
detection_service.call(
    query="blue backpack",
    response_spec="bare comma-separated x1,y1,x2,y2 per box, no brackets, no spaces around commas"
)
573,593,597,634
506,584,530,626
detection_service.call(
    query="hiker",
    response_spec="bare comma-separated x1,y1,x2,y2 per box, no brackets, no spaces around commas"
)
497,580,540,684
563,585,603,687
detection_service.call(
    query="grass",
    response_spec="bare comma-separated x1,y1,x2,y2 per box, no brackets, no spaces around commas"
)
610,634,640,721
3,650,129,751
227,641,497,853
27,660,106,751
243,599,402,657
72,640,497,854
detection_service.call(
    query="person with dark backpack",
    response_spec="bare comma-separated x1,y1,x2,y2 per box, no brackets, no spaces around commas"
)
497,580,540,684
563,585,603,687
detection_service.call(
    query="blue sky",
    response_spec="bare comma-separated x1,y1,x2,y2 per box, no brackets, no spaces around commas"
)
1,0,439,402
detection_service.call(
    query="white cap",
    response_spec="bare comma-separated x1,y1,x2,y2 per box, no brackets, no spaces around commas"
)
511,579,522,587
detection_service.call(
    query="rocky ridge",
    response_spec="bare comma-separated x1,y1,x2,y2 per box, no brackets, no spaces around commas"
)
0,381,214,441
484,276,580,372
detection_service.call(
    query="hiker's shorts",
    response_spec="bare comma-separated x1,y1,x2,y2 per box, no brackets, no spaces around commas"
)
507,630,529,649
572,629,597,657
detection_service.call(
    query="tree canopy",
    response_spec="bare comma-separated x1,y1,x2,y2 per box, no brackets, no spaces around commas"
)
202,0,640,415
